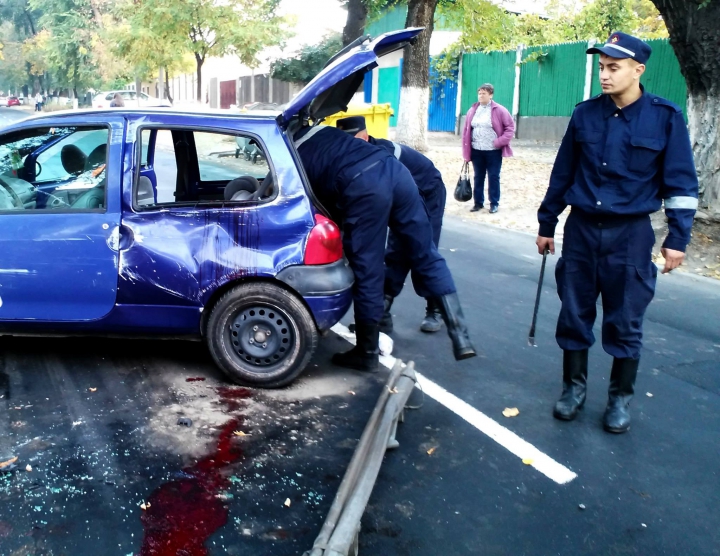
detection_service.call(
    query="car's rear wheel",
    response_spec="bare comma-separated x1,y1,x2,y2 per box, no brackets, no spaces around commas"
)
206,282,317,388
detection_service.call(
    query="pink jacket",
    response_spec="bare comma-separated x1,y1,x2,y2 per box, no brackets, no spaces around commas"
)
462,101,515,161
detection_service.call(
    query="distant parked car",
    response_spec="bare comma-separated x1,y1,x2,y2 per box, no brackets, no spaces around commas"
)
0,98,8,107
241,102,279,111
6,97,20,107
92,90,171,109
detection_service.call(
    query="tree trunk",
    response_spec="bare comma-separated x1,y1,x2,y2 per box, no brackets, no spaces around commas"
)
164,68,174,104
394,0,438,152
342,0,369,46
651,0,720,216
195,53,204,103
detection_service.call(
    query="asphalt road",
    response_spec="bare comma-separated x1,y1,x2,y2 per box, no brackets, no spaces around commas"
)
0,108,30,127
1,220,719,556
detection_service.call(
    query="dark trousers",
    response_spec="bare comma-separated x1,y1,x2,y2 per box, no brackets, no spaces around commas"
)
341,158,456,325
555,210,657,359
470,148,502,208
384,182,446,299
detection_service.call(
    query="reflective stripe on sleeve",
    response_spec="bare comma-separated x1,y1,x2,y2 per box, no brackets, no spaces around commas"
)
664,196,698,210
391,141,402,160
294,125,328,149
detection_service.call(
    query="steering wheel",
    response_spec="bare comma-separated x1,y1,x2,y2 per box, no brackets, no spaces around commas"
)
0,176,24,209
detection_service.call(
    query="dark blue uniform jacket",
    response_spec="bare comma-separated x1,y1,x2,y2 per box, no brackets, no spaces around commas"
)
538,89,698,251
368,137,444,198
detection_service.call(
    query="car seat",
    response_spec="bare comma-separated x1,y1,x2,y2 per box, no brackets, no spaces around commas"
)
136,176,155,206
85,144,107,171
224,176,260,201
61,144,87,175
70,181,105,209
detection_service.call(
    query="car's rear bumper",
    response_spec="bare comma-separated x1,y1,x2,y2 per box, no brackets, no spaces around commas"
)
276,259,354,330
304,291,353,331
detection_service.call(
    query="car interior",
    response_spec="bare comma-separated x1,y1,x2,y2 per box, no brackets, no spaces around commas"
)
0,126,109,212
134,128,276,210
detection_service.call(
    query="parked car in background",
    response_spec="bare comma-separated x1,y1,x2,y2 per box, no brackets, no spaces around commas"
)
92,90,172,109
241,102,279,111
6,96,21,107
0,97,7,107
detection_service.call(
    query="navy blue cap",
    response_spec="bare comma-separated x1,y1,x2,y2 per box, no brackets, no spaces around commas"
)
336,116,367,133
586,31,652,64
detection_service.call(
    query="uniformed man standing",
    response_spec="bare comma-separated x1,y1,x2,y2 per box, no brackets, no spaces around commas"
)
536,32,698,433
336,115,447,334
294,124,476,372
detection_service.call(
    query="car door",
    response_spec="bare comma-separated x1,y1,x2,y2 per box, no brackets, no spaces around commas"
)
0,116,124,321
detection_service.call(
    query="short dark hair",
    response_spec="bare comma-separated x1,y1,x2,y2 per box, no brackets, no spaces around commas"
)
478,83,494,95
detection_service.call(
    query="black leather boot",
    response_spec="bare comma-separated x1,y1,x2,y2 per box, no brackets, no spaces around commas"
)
332,322,380,372
379,295,394,335
434,293,477,360
553,349,588,421
419,298,443,333
349,295,393,335
603,357,639,433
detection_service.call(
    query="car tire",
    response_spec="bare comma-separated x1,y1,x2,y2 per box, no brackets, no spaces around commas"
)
206,282,318,388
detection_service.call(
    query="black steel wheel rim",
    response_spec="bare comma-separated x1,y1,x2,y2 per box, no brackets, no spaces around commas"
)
227,304,295,371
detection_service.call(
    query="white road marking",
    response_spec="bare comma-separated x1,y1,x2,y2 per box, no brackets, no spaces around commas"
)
331,323,578,485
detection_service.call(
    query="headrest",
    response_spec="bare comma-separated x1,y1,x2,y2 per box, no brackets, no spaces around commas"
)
61,144,87,175
85,143,107,171
224,176,260,201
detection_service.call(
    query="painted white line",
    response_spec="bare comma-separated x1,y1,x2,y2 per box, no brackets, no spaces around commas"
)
330,323,578,485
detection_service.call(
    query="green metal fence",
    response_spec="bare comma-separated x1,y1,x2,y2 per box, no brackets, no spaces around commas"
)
460,51,516,114
519,42,588,117
461,39,687,118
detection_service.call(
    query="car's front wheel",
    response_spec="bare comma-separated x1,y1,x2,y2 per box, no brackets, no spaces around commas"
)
206,282,318,388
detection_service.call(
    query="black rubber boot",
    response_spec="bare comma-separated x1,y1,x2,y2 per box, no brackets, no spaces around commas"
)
420,299,443,333
379,295,394,335
603,357,639,434
434,293,477,360
332,322,380,373
553,349,589,421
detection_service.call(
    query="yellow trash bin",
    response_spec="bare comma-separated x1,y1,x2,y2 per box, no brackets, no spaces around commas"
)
323,103,394,139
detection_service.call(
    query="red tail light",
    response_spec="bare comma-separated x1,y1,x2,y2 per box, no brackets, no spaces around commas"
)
304,214,343,265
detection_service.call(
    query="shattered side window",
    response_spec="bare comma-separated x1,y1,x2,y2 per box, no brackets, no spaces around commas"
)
0,126,109,212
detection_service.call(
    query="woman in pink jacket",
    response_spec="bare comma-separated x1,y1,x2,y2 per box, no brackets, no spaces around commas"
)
462,83,515,213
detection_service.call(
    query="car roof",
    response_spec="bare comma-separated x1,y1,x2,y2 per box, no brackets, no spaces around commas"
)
3,107,281,124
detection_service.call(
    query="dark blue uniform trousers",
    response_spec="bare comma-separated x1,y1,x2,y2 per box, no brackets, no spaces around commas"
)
341,158,456,325
384,181,446,299
555,211,658,359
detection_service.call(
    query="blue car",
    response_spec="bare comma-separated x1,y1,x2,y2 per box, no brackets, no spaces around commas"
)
0,28,421,387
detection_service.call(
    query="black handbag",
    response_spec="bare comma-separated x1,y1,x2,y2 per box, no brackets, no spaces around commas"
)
454,162,472,202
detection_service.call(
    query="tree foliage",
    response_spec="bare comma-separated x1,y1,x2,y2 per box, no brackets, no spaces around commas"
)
271,33,343,84
113,0,288,101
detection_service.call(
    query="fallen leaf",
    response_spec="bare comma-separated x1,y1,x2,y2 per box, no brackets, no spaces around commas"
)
233,431,250,437
140,502,151,510
522,458,534,465
641,523,647,528
284,498,291,507
427,447,437,455
89,388,97,392
578,504,586,510
646,392,653,397
348,391,356,395
502,407,520,418
25,464,32,472
0,456,18,469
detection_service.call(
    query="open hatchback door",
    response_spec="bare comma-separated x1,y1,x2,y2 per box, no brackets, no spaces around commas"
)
279,28,424,128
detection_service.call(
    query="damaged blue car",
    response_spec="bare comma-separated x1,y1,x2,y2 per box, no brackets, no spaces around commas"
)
0,28,421,387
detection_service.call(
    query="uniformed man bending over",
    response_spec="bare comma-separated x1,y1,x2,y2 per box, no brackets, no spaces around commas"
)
294,124,476,372
536,32,698,433
336,115,447,335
